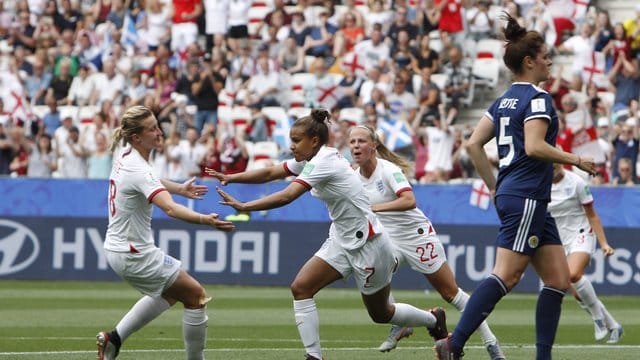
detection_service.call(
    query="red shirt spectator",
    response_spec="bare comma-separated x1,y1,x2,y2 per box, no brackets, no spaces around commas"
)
436,0,464,34
173,0,202,24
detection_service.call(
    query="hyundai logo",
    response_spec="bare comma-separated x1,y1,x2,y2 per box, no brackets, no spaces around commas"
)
0,220,40,275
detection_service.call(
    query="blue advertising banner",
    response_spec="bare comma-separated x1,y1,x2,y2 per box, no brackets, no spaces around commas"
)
0,217,637,295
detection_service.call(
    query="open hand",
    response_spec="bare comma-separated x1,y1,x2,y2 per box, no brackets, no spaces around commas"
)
577,156,597,176
201,213,235,232
216,186,245,211
181,177,208,199
205,168,230,185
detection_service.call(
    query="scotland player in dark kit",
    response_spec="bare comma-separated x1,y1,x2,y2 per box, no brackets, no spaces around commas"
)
434,14,597,360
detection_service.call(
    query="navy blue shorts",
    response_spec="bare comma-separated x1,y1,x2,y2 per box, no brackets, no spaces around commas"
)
495,195,562,256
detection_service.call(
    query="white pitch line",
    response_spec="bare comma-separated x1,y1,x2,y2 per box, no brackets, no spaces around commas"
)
1,344,640,356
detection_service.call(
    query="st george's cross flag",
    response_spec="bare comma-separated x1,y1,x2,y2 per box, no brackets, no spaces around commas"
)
469,179,491,210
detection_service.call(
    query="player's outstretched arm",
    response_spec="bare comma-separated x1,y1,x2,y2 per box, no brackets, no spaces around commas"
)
152,191,235,231
217,182,307,212
205,164,289,185
161,177,208,199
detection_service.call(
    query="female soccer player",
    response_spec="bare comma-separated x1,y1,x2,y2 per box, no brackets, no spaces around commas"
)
549,162,622,343
348,125,505,359
434,14,597,360
97,106,235,360
207,109,448,360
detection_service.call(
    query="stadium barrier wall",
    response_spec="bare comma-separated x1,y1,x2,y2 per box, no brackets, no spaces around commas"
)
0,179,639,294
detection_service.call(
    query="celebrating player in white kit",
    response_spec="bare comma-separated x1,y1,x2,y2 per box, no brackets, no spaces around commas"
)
207,109,448,360
548,162,623,343
348,125,505,359
97,106,235,360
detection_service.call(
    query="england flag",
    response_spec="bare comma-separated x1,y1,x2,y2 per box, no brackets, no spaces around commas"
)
469,179,491,210
379,117,413,150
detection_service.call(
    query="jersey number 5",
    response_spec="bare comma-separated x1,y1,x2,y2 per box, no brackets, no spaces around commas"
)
498,116,514,168
109,180,117,216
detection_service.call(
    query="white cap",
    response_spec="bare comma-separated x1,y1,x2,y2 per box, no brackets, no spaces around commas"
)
625,117,637,127
597,117,609,128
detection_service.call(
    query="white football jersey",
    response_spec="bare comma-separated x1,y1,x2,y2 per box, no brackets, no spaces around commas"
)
284,146,383,250
548,170,593,243
357,158,434,241
105,147,166,252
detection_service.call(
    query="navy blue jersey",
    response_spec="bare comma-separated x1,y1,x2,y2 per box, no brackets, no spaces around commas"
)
486,82,558,201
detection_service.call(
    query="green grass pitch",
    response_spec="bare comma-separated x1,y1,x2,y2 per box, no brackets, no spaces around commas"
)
0,280,638,359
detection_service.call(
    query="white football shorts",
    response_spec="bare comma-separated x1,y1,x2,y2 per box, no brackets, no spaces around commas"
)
392,233,447,275
315,233,396,295
562,231,596,256
105,247,182,298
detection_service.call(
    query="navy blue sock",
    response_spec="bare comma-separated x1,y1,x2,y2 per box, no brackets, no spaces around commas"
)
451,274,508,354
536,286,565,360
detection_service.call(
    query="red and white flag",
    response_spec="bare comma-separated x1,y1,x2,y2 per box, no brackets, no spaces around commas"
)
341,52,366,77
581,51,607,89
316,84,344,110
469,179,491,210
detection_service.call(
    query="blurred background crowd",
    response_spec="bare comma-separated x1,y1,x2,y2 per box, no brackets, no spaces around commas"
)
0,0,638,186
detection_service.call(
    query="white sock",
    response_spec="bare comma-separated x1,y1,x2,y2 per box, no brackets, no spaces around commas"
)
450,288,497,345
116,296,171,342
294,299,321,359
573,277,603,320
183,307,208,360
390,303,434,327
598,300,620,329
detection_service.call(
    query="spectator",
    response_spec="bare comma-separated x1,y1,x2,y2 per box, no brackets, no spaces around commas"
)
13,45,33,76
81,112,112,154
557,22,596,91
24,58,52,105
622,5,640,60
387,75,418,124
66,63,94,106
387,6,419,49
87,132,112,179
353,23,389,72
76,30,103,71
417,0,441,36
27,133,57,177
149,134,169,179
245,104,269,142
302,57,336,108
46,57,74,105
0,122,12,176
414,34,440,74
611,117,639,180
593,9,613,53
389,29,416,73
170,0,202,53
246,56,282,107
9,10,36,53
202,0,229,53
106,0,127,29
289,7,311,48
367,0,393,34
92,58,126,106
41,97,61,137
140,0,172,53
442,45,471,125
304,8,337,58
420,112,454,183
92,0,113,24
466,0,494,41
226,0,250,54
124,70,148,105
191,58,224,133
414,66,442,129
263,10,290,47
602,23,632,67
166,126,205,180
608,54,640,117
525,0,557,49
359,65,389,105
278,37,306,74
336,67,364,109
333,10,365,58
57,125,88,178
612,157,639,185
8,126,29,176
435,0,465,47
53,42,80,77
218,133,248,174
54,0,83,32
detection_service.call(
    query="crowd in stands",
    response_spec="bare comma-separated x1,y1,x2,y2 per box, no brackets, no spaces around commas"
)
0,0,639,186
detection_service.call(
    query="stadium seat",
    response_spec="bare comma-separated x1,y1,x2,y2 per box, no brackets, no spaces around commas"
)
338,107,365,125
472,58,501,90
475,38,504,59
229,106,252,136
287,107,311,119
261,106,288,136
245,140,280,170
287,91,306,108
290,72,315,93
